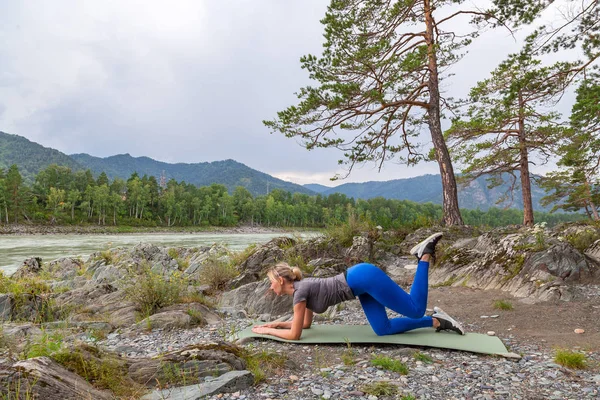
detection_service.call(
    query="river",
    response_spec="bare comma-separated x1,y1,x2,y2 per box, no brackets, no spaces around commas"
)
0,232,320,275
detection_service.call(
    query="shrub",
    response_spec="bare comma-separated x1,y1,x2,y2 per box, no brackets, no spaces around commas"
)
25,331,64,359
554,349,587,369
566,230,600,252
229,244,257,267
99,250,113,264
325,211,373,247
124,263,186,316
199,256,239,293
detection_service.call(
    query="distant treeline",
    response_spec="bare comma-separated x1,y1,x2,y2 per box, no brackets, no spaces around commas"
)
0,164,583,229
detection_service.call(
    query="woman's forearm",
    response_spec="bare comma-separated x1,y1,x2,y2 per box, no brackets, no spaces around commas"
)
264,327,300,340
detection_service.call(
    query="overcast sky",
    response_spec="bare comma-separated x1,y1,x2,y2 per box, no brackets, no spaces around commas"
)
0,1,579,186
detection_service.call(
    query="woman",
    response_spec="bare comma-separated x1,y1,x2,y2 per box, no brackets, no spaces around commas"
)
251,232,464,340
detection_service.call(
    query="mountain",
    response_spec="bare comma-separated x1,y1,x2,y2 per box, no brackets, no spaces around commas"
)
0,130,554,210
0,131,84,182
318,174,552,211
303,183,333,193
69,153,315,196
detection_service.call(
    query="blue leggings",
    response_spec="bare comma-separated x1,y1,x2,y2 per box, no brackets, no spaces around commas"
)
345,262,433,336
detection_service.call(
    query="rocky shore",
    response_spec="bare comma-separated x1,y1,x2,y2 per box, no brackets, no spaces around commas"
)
0,223,599,399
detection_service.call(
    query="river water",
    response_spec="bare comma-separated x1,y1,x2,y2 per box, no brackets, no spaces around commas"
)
0,232,319,275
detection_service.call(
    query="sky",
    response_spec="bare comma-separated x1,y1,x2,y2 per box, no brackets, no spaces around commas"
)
0,1,582,186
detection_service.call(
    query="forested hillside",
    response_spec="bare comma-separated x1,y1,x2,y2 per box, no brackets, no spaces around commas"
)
69,153,315,197
0,164,583,228
0,132,84,182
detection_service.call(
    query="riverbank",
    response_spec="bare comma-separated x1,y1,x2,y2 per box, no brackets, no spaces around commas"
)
0,224,319,236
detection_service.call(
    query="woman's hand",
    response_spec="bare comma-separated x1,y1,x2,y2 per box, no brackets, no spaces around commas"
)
251,326,272,334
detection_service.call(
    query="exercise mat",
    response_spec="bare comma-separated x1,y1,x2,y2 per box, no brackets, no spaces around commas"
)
235,324,511,356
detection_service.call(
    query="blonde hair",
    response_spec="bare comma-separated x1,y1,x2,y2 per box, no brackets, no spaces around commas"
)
267,262,303,283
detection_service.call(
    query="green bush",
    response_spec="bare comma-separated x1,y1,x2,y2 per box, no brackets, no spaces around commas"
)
25,331,64,359
566,230,600,252
124,263,186,316
199,256,239,292
229,244,257,267
325,211,373,247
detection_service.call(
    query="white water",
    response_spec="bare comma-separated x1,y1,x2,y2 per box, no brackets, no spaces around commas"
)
0,232,319,275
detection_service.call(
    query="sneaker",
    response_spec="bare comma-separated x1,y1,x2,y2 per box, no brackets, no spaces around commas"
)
432,306,465,335
409,232,443,260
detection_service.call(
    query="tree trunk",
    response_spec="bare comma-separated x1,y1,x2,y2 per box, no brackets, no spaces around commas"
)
584,179,599,220
517,93,534,226
424,0,463,226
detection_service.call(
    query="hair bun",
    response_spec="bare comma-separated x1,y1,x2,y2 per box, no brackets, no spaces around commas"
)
291,267,303,281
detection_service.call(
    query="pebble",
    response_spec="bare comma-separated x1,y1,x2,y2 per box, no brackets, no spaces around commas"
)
95,301,600,400
487,331,496,336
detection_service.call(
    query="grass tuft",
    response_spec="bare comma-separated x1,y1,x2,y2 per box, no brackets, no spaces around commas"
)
361,381,398,397
554,349,587,369
493,300,513,310
370,355,409,375
413,351,433,363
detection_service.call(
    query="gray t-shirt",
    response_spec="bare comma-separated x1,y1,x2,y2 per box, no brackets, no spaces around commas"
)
293,273,355,313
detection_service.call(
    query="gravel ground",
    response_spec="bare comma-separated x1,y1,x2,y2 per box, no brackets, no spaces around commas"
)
97,299,600,400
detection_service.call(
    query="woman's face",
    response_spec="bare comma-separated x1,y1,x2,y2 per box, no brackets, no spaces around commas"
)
269,276,284,296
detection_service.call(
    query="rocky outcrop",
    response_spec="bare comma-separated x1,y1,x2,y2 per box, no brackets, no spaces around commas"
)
128,342,247,387
430,226,599,301
0,357,113,400
141,370,254,400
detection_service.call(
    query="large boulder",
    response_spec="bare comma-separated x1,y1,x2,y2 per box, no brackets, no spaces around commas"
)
131,303,220,332
227,239,288,288
0,357,112,400
220,279,292,319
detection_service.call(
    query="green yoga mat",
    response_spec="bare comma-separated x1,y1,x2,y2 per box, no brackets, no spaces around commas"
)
235,324,512,357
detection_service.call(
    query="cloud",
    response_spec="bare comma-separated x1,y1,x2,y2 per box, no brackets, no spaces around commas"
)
0,1,586,186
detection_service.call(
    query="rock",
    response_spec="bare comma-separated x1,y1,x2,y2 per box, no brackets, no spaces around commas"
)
11,257,43,279
219,279,292,318
487,331,496,336
45,257,84,281
227,239,288,288
429,226,597,301
141,370,253,400
574,328,585,334
129,342,246,387
0,294,12,320
0,356,112,400
134,310,193,331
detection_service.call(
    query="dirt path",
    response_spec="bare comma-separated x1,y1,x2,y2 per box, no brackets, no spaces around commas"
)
429,286,600,351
